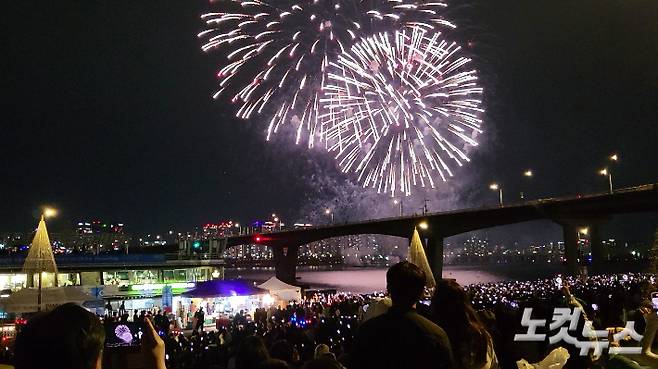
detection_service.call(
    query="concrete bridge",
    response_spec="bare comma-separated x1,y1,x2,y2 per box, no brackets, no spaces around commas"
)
223,183,658,283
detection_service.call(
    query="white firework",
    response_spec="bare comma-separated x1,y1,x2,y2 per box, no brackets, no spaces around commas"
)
199,0,455,147
320,26,484,197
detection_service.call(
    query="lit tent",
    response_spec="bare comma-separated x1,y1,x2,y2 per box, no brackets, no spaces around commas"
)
257,277,301,302
408,228,436,288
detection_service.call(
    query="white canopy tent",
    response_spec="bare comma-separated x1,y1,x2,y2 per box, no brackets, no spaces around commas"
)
0,286,98,313
257,277,302,302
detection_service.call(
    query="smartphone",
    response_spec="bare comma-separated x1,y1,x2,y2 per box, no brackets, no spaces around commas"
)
554,276,562,289
591,303,598,311
651,292,658,311
104,322,145,349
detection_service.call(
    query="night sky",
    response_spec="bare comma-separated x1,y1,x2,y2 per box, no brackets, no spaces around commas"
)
2,0,657,241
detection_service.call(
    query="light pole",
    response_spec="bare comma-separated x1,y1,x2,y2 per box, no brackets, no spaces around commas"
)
393,199,403,217
521,169,533,200
489,183,503,206
325,208,334,224
599,168,613,193
43,207,57,218
605,153,618,193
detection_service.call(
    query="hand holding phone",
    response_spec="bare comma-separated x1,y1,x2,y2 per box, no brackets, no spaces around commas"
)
142,315,167,369
104,322,145,349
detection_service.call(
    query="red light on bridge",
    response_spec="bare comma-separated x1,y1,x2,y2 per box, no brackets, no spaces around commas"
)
253,234,270,243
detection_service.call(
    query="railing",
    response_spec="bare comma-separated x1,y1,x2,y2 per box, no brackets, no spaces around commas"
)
0,253,167,267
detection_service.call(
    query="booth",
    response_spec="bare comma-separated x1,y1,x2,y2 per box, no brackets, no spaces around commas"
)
257,277,302,302
174,280,271,330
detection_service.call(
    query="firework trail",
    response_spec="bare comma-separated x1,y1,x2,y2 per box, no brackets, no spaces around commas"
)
320,26,483,197
199,0,455,148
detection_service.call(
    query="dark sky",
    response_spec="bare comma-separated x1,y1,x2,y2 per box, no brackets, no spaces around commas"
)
1,0,657,239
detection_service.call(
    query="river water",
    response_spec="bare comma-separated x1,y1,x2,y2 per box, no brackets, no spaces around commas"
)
224,265,528,293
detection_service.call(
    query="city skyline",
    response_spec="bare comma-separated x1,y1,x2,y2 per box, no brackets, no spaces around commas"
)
1,0,657,239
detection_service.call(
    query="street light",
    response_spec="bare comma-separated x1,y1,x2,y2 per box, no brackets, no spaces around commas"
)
325,209,334,223
418,221,429,230
599,168,613,193
603,153,618,193
43,207,57,218
393,199,403,217
489,183,503,206
521,170,533,200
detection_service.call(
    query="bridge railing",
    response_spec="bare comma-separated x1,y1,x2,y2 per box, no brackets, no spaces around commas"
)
0,254,168,268
223,182,658,239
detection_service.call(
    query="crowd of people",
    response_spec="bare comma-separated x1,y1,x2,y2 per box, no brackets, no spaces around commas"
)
6,263,658,369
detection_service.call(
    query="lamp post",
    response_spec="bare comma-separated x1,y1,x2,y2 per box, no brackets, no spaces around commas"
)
393,199,403,217
603,153,618,193
43,207,57,218
325,209,334,224
599,168,613,193
489,183,503,206
521,169,533,200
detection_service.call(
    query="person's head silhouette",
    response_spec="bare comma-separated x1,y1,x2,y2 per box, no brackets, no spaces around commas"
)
14,303,105,369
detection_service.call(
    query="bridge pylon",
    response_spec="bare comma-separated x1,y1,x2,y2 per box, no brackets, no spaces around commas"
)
556,217,609,276
272,244,299,284
426,237,444,282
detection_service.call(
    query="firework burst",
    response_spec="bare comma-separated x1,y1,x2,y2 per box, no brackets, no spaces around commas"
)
199,0,455,147
320,26,483,197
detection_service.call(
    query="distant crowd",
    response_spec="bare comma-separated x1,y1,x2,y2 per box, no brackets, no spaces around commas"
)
6,263,658,369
